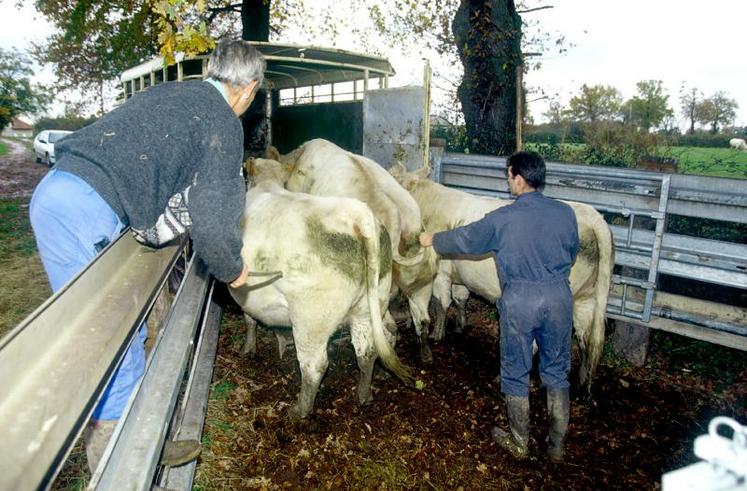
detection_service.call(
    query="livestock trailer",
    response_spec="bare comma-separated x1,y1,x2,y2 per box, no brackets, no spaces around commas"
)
118,42,432,169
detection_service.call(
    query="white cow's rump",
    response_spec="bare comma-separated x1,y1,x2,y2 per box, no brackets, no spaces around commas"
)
390,165,615,389
273,139,440,363
229,158,413,418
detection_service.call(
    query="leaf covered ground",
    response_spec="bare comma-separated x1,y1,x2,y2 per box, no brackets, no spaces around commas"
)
194,293,746,490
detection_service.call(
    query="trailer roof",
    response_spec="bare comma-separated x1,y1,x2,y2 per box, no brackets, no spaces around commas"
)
120,42,395,90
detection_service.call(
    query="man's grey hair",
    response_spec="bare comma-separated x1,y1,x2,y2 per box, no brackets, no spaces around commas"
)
206,40,266,89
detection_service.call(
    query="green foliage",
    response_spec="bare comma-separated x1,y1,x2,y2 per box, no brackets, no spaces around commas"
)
621,80,673,131
674,131,733,148
0,143,7,157
32,0,160,113
525,141,585,163
34,115,98,133
431,124,469,153
0,48,50,132
149,0,215,65
524,122,584,144
567,84,622,123
695,91,738,134
580,121,671,168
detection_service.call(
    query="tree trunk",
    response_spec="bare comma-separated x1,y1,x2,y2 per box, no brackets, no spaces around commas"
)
241,0,271,156
452,0,522,156
242,0,270,42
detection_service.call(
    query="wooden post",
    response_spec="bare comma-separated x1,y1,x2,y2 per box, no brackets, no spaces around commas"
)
611,320,651,367
422,61,432,170
515,64,523,152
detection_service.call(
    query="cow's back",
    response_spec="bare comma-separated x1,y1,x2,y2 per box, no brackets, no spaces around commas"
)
285,139,424,254
232,189,376,327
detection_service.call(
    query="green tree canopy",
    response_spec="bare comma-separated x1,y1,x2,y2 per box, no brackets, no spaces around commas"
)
621,80,673,131
32,0,161,113
567,84,622,123
0,48,50,132
695,91,738,134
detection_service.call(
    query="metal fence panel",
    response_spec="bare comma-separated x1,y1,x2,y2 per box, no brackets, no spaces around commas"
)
363,86,427,170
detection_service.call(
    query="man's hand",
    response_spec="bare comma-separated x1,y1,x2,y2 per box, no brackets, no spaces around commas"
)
419,232,434,247
229,263,250,288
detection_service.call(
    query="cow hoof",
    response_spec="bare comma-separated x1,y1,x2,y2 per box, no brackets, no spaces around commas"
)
288,404,309,421
241,345,257,357
420,344,434,364
357,389,373,405
429,328,445,341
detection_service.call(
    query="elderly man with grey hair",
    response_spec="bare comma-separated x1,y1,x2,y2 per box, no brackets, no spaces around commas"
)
29,40,265,472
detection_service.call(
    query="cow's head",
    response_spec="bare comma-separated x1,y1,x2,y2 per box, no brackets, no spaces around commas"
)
388,163,430,192
246,157,293,188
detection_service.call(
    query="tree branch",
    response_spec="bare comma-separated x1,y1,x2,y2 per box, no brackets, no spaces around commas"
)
517,5,554,14
207,3,242,23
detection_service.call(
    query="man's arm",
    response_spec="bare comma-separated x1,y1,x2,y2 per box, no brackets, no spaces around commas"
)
188,125,247,284
420,213,499,256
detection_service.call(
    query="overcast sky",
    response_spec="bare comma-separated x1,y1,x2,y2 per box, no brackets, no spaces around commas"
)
1,0,745,129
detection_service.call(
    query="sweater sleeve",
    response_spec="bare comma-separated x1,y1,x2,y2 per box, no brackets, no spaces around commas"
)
188,126,246,283
432,212,498,257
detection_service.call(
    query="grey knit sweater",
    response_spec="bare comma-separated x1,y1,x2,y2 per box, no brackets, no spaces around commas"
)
56,80,245,283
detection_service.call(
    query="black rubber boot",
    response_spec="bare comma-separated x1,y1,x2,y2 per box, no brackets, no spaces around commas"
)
491,395,530,459
546,388,570,462
160,439,202,467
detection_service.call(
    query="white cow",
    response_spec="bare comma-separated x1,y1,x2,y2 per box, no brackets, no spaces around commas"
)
229,158,413,418
389,165,615,389
729,138,747,150
271,139,439,363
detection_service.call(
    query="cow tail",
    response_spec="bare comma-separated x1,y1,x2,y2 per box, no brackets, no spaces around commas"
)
580,213,615,390
358,208,415,386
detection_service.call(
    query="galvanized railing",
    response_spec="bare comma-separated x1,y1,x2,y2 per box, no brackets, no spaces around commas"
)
431,150,747,350
0,232,221,490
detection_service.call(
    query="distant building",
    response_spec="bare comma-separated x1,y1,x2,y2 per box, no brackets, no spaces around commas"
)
2,118,34,139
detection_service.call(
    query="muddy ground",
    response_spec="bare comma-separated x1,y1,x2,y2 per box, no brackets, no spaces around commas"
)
193,291,746,490
0,137,47,199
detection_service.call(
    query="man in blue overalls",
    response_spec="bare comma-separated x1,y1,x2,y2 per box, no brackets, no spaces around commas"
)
420,151,579,461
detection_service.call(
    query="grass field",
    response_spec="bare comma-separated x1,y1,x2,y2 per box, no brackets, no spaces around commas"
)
669,146,747,177
525,143,747,178
0,198,50,337
0,142,7,157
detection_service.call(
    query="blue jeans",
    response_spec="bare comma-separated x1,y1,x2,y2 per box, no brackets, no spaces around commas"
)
29,169,146,420
498,278,573,397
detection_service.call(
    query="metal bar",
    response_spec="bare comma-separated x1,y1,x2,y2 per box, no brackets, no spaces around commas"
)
607,312,747,352
626,214,635,248
642,175,672,321
607,295,747,340
95,258,210,490
0,233,183,491
614,248,746,289
160,293,222,490
441,152,747,223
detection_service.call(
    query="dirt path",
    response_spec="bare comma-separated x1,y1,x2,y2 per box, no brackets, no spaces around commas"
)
0,138,48,199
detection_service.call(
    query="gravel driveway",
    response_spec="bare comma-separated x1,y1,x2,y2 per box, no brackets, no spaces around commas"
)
0,138,48,199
